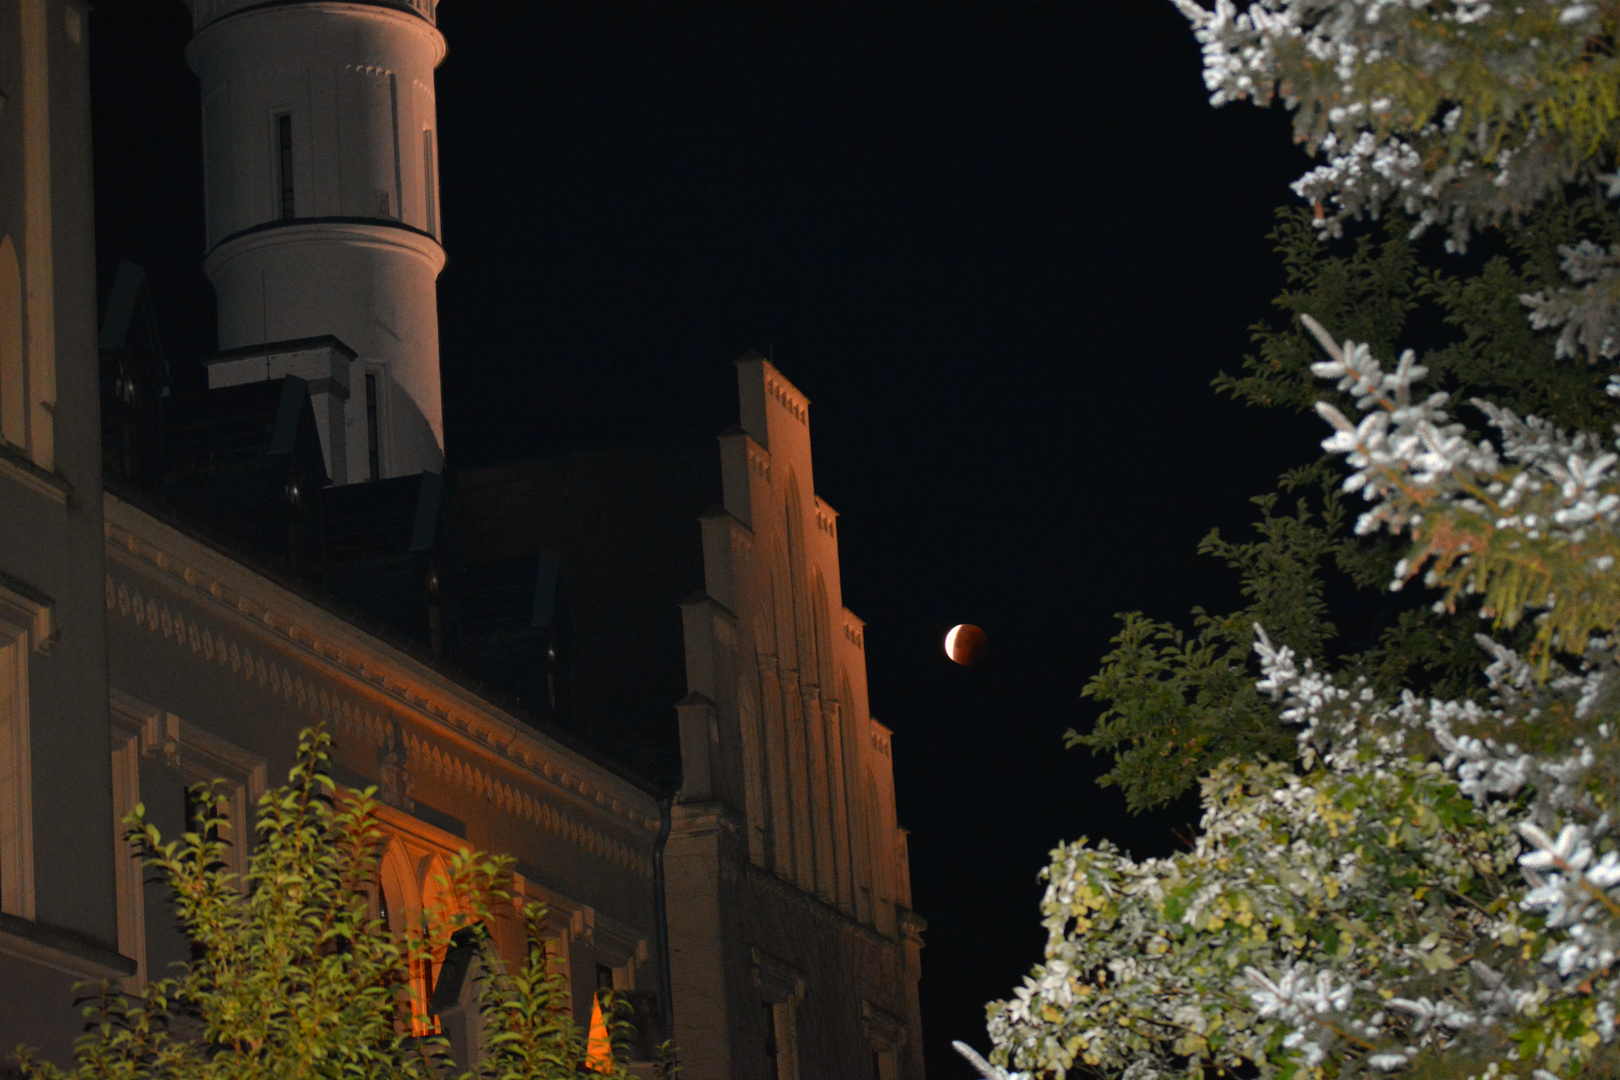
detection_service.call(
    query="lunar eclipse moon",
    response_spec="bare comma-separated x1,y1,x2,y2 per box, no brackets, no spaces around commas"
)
944,624,988,666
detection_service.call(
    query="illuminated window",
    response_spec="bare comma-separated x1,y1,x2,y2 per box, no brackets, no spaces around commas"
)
275,113,295,220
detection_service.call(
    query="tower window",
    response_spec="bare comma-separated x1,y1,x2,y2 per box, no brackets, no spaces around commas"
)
275,113,295,220
423,130,437,236
365,372,381,480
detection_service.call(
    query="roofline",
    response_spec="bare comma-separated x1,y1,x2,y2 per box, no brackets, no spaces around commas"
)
104,477,667,801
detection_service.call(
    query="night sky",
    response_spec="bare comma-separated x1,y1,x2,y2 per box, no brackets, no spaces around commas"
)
92,2,1329,1075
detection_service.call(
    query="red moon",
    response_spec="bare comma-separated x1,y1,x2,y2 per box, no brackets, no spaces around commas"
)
945,624,988,666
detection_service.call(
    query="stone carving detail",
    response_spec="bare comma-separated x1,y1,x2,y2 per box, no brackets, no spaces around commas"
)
378,747,416,812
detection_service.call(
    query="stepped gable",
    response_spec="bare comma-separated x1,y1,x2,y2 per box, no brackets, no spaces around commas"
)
450,434,722,789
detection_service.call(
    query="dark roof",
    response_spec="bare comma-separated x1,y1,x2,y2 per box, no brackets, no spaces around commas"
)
159,377,329,577
451,436,722,787
109,365,721,793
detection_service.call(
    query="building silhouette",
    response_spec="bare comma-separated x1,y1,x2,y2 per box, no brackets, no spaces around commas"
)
0,3,924,1078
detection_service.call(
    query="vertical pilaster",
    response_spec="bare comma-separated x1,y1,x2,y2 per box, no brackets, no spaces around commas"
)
757,654,794,879
823,696,854,913
19,0,54,470
801,684,835,903
778,667,814,890
665,804,735,1080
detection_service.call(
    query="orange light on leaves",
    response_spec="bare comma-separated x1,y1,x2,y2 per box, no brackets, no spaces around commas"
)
585,992,614,1073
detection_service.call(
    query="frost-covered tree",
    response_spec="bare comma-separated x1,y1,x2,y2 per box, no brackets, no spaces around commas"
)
1076,195,1620,813
1175,0,1620,361
979,322,1620,1079
15,728,636,1080
969,3,1620,1078
1078,0,1620,812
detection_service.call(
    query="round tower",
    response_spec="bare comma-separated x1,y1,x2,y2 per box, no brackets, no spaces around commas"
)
185,0,447,481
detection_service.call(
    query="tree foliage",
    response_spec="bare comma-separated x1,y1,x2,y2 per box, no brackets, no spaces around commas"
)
16,728,638,1080
970,2,1620,1078
986,337,1620,1079
1077,194,1620,812
1072,468,1339,812
1175,0,1620,250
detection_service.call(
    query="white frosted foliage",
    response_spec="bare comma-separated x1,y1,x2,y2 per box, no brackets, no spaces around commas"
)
976,325,1620,1079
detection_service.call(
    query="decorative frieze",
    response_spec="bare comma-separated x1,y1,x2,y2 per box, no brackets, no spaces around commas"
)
103,501,659,880
869,723,891,760
748,444,772,482
764,375,808,425
106,566,655,878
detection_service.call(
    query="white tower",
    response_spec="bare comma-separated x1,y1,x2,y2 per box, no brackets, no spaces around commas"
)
184,0,448,482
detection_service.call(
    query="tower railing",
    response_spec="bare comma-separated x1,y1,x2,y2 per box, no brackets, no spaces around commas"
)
189,0,437,33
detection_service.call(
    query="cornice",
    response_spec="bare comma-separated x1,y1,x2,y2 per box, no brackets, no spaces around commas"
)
204,218,446,276
763,370,809,426
187,1,444,61
102,496,659,873
0,443,70,506
743,860,902,954
0,913,135,981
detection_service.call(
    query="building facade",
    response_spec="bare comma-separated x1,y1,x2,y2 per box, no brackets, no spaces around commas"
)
664,358,925,1080
0,1,924,1077
0,0,135,1058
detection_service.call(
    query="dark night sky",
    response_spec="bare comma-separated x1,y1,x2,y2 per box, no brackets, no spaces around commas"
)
91,1,1327,1075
